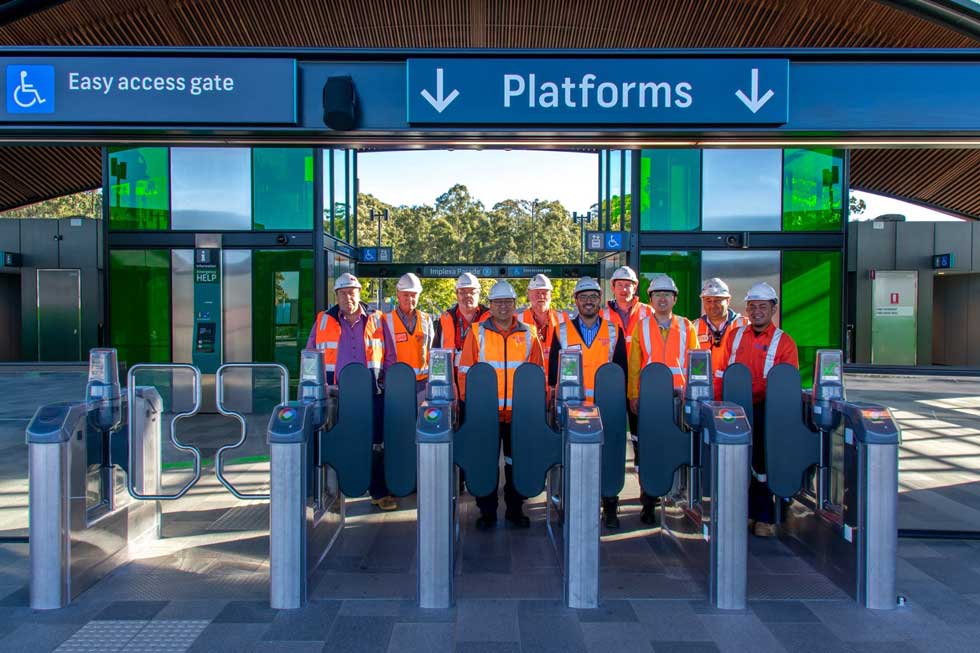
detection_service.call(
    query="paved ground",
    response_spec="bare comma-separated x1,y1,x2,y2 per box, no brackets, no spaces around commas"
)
0,370,977,650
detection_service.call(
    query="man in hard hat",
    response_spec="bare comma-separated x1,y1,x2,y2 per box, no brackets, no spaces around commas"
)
434,272,490,372
386,273,434,401
716,281,799,537
458,280,545,530
306,273,399,511
627,273,699,525
694,278,750,375
520,273,564,377
548,277,628,528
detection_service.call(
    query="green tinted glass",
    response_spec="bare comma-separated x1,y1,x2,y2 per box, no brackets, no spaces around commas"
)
109,250,171,363
782,149,844,232
639,250,701,320
781,250,842,387
108,147,169,230
639,149,700,231
252,250,315,386
252,148,314,231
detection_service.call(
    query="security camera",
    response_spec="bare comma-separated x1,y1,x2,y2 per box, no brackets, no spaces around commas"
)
276,233,289,245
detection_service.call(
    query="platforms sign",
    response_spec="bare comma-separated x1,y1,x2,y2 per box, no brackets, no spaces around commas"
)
407,58,788,124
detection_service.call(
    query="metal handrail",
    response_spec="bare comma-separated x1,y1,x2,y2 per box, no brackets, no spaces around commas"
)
126,363,202,500
215,363,289,500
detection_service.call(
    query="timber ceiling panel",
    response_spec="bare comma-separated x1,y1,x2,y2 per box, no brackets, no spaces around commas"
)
0,1,979,218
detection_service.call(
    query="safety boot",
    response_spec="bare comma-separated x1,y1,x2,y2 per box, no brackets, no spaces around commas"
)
603,508,620,530
505,509,530,528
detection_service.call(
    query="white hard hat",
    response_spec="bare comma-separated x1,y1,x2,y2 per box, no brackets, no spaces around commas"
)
745,282,779,303
456,272,480,290
396,273,422,293
528,273,553,291
335,273,362,290
648,274,679,295
700,277,731,298
573,277,602,295
487,280,517,301
610,266,639,284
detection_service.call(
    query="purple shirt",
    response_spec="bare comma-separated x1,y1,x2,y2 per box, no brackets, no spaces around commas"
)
306,305,397,389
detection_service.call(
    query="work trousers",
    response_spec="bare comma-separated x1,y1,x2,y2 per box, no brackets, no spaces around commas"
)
749,401,776,524
603,407,656,513
369,392,389,500
475,422,525,516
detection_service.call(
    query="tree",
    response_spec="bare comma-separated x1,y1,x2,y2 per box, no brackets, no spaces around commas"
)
849,195,866,217
0,189,102,219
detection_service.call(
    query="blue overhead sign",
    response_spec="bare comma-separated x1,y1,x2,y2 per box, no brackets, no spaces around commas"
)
1,57,296,124
407,58,788,124
586,231,629,252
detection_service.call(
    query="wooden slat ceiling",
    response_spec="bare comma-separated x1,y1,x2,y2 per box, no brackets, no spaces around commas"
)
1,0,979,218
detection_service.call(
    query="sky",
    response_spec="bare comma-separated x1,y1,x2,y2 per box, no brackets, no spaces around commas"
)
357,149,967,222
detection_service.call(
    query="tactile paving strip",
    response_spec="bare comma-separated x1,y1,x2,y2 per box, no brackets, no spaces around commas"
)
206,503,269,531
122,620,209,652
55,620,148,652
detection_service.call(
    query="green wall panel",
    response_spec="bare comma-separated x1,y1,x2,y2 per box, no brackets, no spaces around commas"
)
639,149,700,231
639,250,701,320
252,250,315,384
109,249,171,364
781,250,842,386
108,147,170,230
783,149,844,232
252,148,314,231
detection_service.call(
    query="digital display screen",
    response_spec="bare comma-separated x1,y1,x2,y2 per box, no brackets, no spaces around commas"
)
430,353,448,380
88,354,105,382
195,322,216,353
301,354,319,379
560,355,579,382
689,356,709,382
819,357,842,383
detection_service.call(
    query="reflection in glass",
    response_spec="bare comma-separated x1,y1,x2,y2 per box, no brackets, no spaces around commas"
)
171,148,251,230
108,146,169,230
253,148,314,231
639,250,702,320
782,250,842,386
702,149,781,232
700,250,781,325
783,149,844,232
253,250,314,384
109,250,171,364
639,149,700,231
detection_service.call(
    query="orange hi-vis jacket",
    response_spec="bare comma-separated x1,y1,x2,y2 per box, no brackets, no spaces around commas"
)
627,314,700,398
458,317,545,422
715,322,799,403
694,310,750,378
385,309,434,381
519,307,565,376
554,317,621,404
601,299,654,358
314,307,385,385
437,305,490,366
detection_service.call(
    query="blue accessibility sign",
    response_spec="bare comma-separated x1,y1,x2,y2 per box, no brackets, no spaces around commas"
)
361,247,378,262
586,231,629,252
6,64,55,114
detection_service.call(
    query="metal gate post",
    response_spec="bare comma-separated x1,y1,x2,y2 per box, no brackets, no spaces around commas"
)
562,405,603,609
416,402,454,609
858,439,898,609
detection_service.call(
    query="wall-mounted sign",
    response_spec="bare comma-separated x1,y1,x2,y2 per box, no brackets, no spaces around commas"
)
359,247,393,263
1,57,296,124
585,231,629,252
1,250,21,267
932,253,955,269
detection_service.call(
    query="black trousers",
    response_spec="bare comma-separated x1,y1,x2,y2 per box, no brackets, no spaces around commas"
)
749,402,776,524
475,422,525,516
369,392,389,500
602,407,656,513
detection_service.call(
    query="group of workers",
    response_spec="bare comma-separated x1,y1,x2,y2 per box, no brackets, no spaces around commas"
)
307,265,798,537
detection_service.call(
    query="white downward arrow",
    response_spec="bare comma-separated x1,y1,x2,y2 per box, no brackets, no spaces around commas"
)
420,68,460,113
735,68,775,114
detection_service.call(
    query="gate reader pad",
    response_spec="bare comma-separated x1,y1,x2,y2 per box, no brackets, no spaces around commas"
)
699,401,751,445
267,403,314,444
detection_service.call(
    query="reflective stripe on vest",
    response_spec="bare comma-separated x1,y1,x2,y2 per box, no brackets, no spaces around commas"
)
639,316,688,385
728,325,784,378
477,322,534,413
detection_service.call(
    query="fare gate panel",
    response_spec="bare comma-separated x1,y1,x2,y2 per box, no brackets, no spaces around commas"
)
511,363,562,499
319,363,375,498
594,363,627,499
764,364,821,500
383,362,421,497
636,363,689,498
452,363,501,498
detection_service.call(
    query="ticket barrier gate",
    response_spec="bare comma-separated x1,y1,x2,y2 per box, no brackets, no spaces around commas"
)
268,350,420,609
724,349,900,610
28,349,161,609
637,350,752,610
509,351,609,609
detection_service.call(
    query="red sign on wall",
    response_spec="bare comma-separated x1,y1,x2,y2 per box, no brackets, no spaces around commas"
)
890,292,900,304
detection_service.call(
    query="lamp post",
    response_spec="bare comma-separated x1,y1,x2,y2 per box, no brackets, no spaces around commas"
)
369,208,389,308
530,198,539,265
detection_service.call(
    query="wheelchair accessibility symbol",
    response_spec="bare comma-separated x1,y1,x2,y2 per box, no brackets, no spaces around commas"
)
6,65,55,114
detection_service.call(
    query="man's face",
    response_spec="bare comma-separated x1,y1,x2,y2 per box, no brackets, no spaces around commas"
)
489,298,516,323
397,290,418,313
575,291,601,319
649,291,677,316
612,279,636,304
746,300,775,329
456,287,479,311
702,296,729,321
528,288,552,312
336,287,360,315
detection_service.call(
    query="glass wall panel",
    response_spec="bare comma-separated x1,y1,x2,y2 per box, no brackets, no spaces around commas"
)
609,150,622,230
702,149,781,231
253,148,314,231
347,150,356,243
108,147,169,230
701,250,781,325
329,150,349,241
109,249,171,364
782,250,842,386
638,250,701,321
639,149,700,231
171,148,251,230
782,149,844,232
253,250,315,383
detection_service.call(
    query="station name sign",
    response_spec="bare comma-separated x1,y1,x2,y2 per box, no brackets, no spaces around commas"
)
407,58,788,124
1,57,296,124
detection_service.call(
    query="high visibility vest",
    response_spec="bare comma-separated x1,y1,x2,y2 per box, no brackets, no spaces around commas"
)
635,315,694,390
438,306,489,365
726,324,784,378
313,309,385,384
386,309,434,381
460,321,534,416
601,301,654,357
556,318,618,404
696,312,750,376
519,307,565,373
